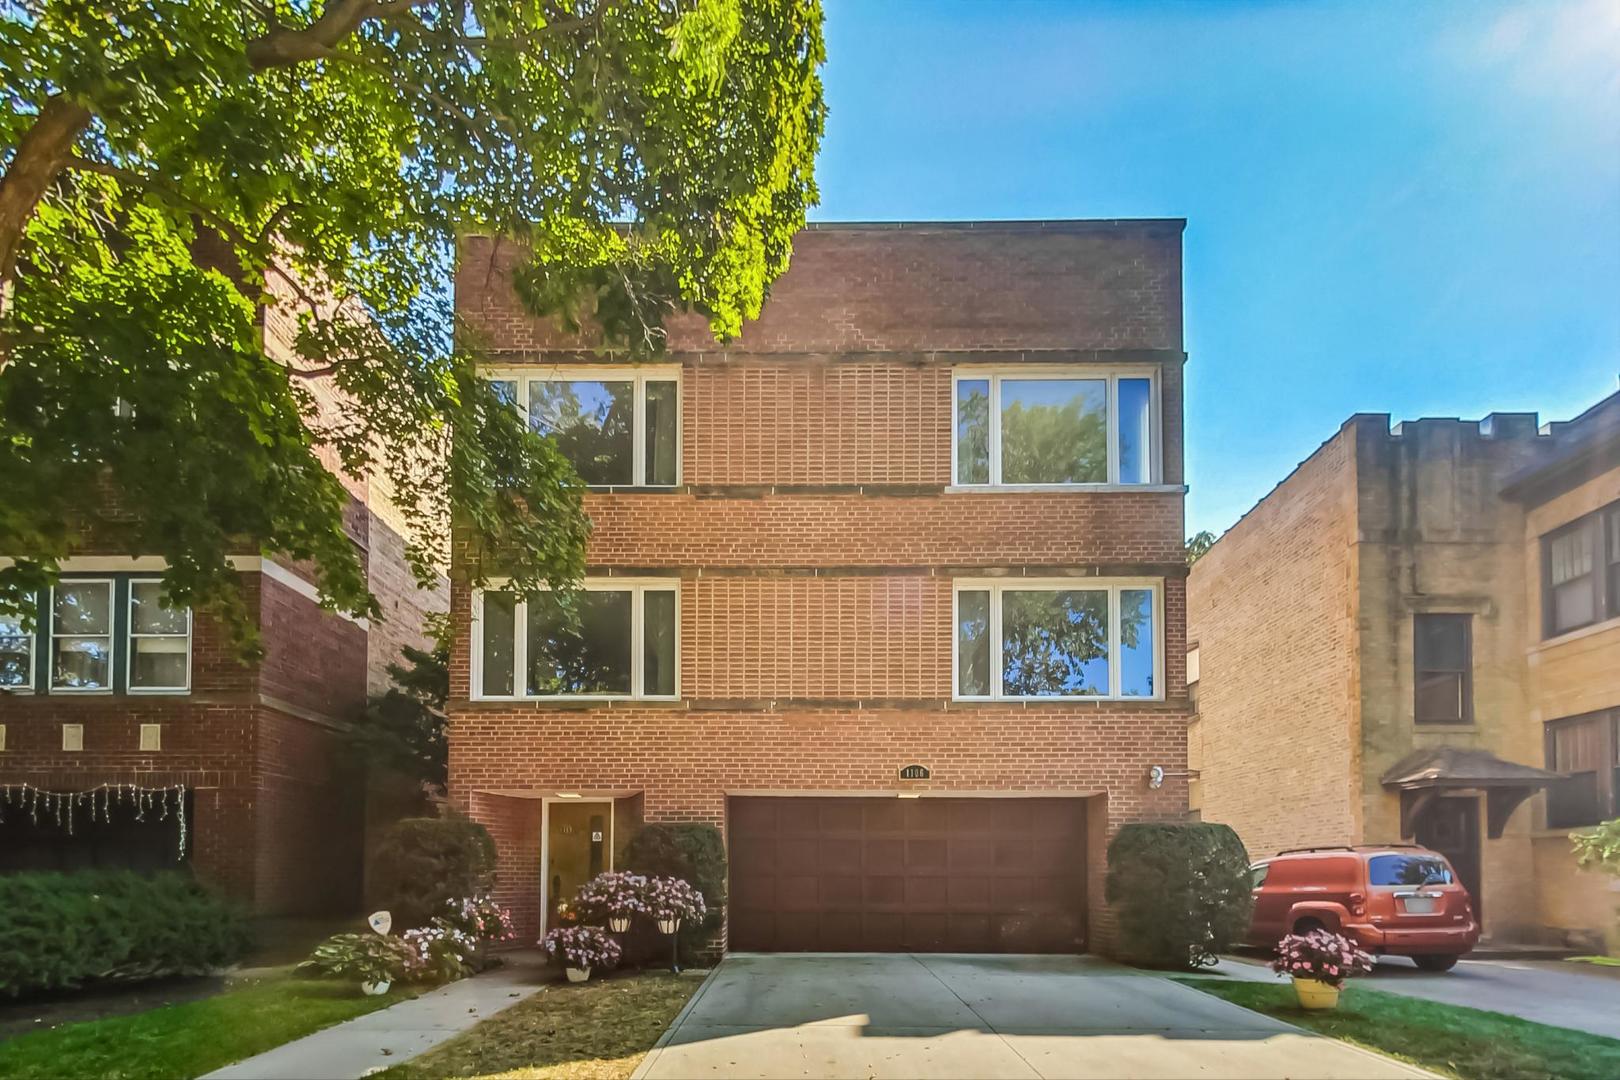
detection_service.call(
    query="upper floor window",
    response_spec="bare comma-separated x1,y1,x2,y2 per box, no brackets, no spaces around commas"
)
2,577,191,695
474,579,678,701
1545,709,1619,829
1413,613,1471,725
953,368,1157,487
1542,500,1619,638
954,579,1161,700
484,366,679,487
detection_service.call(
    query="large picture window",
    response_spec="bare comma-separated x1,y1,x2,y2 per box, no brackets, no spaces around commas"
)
1541,500,1619,638
952,369,1158,487
1545,710,1619,829
475,580,679,700
484,367,679,487
954,580,1161,700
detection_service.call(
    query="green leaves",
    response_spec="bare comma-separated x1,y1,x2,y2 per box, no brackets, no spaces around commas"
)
0,0,825,652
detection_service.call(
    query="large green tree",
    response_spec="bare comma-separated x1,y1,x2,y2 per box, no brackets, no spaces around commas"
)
0,0,825,647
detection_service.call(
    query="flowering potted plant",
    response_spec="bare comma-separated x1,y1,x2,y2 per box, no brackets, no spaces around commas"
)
1271,929,1374,1009
573,871,649,933
541,925,621,982
403,917,480,983
643,875,707,935
298,932,415,996
441,894,517,945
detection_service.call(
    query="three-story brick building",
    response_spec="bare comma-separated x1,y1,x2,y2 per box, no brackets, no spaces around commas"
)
450,220,1192,953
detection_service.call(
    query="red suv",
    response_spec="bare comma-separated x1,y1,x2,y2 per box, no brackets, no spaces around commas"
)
1247,845,1480,971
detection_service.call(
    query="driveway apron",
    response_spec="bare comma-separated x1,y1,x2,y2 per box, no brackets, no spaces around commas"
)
632,953,1430,1080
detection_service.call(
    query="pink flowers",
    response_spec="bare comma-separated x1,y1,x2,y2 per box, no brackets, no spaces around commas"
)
572,871,651,924
1271,929,1373,988
642,876,707,925
541,925,622,971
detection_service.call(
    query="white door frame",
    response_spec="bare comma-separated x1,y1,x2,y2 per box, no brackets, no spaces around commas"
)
539,797,616,930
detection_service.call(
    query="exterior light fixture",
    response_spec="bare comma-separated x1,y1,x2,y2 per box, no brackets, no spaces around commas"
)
1148,766,1165,789
556,792,582,799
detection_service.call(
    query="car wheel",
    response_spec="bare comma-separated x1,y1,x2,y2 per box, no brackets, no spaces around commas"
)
1413,954,1460,972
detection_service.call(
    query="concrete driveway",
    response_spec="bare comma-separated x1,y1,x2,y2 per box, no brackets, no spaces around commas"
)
632,954,1429,1079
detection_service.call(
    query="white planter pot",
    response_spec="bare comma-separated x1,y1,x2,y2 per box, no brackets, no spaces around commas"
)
609,915,632,933
361,980,391,996
657,917,682,935
565,966,591,983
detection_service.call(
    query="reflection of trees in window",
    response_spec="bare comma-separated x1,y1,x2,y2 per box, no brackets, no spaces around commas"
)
957,590,991,695
526,591,632,695
528,380,633,485
1119,588,1154,696
956,381,990,484
1001,590,1109,695
1000,385,1108,484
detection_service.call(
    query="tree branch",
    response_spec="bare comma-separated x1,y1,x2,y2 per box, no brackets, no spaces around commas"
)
0,96,94,324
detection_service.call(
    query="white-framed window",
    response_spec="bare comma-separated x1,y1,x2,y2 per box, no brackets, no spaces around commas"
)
0,606,33,691
953,579,1163,701
128,579,191,693
952,367,1159,487
472,579,679,700
51,579,115,692
483,365,681,487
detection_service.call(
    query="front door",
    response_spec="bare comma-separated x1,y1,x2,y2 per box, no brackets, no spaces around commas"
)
545,801,610,931
1414,796,1482,921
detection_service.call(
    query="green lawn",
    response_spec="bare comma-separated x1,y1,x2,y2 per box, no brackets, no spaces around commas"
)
1179,977,1620,1080
378,972,701,1080
0,968,417,1080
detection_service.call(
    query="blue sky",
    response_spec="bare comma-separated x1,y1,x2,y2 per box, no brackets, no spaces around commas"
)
812,0,1620,535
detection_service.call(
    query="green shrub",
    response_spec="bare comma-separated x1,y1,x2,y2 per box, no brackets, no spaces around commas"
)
0,871,250,998
298,932,415,986
1104,822,1252,969
623,823,726,962
368,813,496,928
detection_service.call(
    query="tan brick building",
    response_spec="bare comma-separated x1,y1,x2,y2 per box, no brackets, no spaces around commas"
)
449,221,1193,954
1188,391,1620,951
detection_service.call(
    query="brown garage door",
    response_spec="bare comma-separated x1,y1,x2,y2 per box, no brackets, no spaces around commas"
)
728,796,1087,953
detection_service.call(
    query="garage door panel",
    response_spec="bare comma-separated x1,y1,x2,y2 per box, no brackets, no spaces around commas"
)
728,797,1087,953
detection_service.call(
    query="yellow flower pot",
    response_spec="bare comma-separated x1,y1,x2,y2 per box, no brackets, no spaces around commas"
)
1292,976,1341,1010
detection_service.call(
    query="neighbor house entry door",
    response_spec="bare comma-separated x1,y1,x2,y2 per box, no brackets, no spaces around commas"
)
1414,795,1482,921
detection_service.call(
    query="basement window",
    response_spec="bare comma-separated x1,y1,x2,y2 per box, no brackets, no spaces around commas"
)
474,580,678,701
952,368,1158,487
954,580,1161,701
484,366,680,487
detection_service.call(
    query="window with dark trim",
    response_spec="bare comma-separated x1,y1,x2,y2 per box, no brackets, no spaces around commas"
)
1414,613,1472,725
0,577,191,696
1545,710,1619,829
1542,500,1620,638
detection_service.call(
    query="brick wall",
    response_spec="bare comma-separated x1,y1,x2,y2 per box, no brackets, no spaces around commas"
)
450,221,1191,954
1186,424,1362,860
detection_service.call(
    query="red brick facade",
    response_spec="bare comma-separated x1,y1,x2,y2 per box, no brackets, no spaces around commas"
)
450,221,1193,954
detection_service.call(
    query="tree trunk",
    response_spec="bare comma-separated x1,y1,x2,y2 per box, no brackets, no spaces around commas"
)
0,96,93,296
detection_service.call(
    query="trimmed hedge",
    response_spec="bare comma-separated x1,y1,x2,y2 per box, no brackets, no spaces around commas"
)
368,813,496,928
0,871,250,998
1105,822,1252,969
622,822,726,962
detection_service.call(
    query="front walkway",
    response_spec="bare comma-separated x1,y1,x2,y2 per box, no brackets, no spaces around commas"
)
632,953,1430,1079
203,952,550,1080
1213,953,1620,1040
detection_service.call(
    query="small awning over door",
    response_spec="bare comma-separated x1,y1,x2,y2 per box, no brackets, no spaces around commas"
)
1381,747,1562,839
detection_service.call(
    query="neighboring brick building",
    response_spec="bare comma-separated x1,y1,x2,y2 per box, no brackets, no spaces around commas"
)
0,275,447,915
449,220,1193,954
1188,390,1620,951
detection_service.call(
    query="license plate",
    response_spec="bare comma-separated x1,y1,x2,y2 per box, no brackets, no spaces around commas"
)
1401,896,1438,914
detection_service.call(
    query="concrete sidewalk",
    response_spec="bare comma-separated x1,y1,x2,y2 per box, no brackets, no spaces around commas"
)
1211,953,1620,1040
203,952,550,1080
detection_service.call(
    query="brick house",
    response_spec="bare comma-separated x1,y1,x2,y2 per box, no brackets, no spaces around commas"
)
0,277,446,915
1187,390,1620,951
449,220,1193,954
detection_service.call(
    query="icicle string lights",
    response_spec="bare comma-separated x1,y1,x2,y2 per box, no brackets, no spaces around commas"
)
0,783,189,860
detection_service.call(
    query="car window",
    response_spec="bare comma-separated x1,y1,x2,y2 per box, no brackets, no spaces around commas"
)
1367,854,1453,886
1249,864,1269,889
